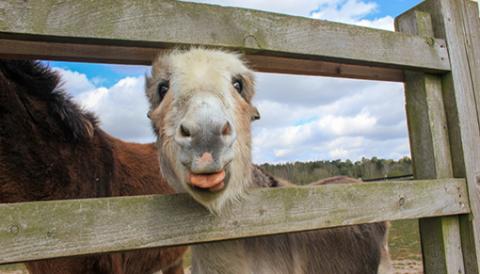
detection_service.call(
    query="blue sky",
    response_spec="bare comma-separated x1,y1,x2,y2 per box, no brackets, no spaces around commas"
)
358,0,421,19
44,62,149,90
49,0,418,163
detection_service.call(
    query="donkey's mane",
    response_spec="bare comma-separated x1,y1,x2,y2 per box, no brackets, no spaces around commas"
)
0,60,98,142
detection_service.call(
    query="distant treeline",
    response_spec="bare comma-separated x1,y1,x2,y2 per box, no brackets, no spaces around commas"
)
259,157,413,185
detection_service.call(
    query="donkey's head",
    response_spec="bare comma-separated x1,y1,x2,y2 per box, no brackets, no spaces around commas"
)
146,49,260,212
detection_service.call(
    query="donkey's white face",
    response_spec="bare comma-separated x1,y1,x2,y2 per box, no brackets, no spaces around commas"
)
146,49,259,213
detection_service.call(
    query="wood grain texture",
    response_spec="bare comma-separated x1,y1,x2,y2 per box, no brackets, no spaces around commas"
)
471,0,480,14
459,3,480,272
0,0,449,74
396,10,465,274
0,38,404,81
0,179,469,265
412,0,480,272
463,1,480,127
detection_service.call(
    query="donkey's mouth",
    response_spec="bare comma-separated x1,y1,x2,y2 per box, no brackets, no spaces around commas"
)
188,170,226,192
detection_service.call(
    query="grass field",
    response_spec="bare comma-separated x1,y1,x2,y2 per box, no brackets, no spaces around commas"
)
0,264,27,274
389,219,422,261
389,219,423,274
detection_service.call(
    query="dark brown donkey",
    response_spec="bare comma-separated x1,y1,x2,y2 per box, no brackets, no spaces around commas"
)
0,60,186,274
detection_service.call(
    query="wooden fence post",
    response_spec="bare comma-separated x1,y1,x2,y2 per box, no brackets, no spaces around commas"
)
396,10,465,274
400,0,480,273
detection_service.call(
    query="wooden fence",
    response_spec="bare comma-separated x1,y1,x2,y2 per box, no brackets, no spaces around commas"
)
1,0,480,273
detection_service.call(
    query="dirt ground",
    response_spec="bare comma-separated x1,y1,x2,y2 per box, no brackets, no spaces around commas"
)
0,269,27,274
392,259,423,274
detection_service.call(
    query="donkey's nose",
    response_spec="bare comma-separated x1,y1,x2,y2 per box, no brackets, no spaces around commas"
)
178,121,231,138
175,118,236,174
175,119,236,148
174,120,197,147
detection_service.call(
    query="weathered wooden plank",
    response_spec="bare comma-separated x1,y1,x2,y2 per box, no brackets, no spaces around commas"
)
463,1,480,125
0,179,469,264
396,10,465,274
402,72,465,273
0,38,404,82
413,0,480,272
471,0,480,14
459,3,480,272
0,0,450,74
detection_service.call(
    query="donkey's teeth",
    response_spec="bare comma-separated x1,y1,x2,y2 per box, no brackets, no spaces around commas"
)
189,170,225,189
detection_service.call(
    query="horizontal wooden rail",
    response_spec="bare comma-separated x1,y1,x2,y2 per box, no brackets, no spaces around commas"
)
0,178,469,264
0,0,449,81
0,38,405,81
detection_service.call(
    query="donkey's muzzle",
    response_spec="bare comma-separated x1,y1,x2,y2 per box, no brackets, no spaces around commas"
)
174,97,236,176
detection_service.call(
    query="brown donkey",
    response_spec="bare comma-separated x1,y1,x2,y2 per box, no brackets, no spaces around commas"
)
146,48,393,274
0,60,186,274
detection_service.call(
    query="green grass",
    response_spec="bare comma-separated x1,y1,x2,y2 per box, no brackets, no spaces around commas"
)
388,219,422,261
183,248,192,268
0,263,28,274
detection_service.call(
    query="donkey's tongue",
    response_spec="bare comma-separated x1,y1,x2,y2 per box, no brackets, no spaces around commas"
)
188,170,225,191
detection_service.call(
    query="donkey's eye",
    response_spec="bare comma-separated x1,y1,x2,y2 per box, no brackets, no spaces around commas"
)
232,79,243,93
157,80,169,101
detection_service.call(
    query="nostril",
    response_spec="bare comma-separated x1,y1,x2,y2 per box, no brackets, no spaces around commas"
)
179,124,191,138
221,121,232,136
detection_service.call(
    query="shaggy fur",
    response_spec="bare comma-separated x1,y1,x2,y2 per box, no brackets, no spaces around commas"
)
146,49,257,212
146,49,393,274
0,60,186,274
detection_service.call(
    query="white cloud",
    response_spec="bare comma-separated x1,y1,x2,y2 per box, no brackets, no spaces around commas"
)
253,73,405,128
329,147,349,158
353,16,394,31
91,76,108,86
182,0,336,18
52,0,410,163
310,0,378,21
55,68,155,143
274,149,293,158
54,67,409,163
54,68,96,96
308,0,395,31
78,77,154,143
183,0,395,30
319,112,377,135
251,72,407,163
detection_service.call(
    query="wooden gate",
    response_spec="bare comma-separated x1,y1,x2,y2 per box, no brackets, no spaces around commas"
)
1,0,479,273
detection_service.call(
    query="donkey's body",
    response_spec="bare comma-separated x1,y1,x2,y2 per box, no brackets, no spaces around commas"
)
192,174,392,274
146,49,393,274
0,60,186,274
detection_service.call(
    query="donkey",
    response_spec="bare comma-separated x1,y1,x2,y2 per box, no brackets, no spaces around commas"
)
0,60,186,274
145,48,393,274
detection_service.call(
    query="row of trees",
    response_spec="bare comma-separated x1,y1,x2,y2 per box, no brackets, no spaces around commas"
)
259,157,413,185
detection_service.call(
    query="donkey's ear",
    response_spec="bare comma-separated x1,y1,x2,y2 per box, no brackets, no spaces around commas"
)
251,106,261,121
